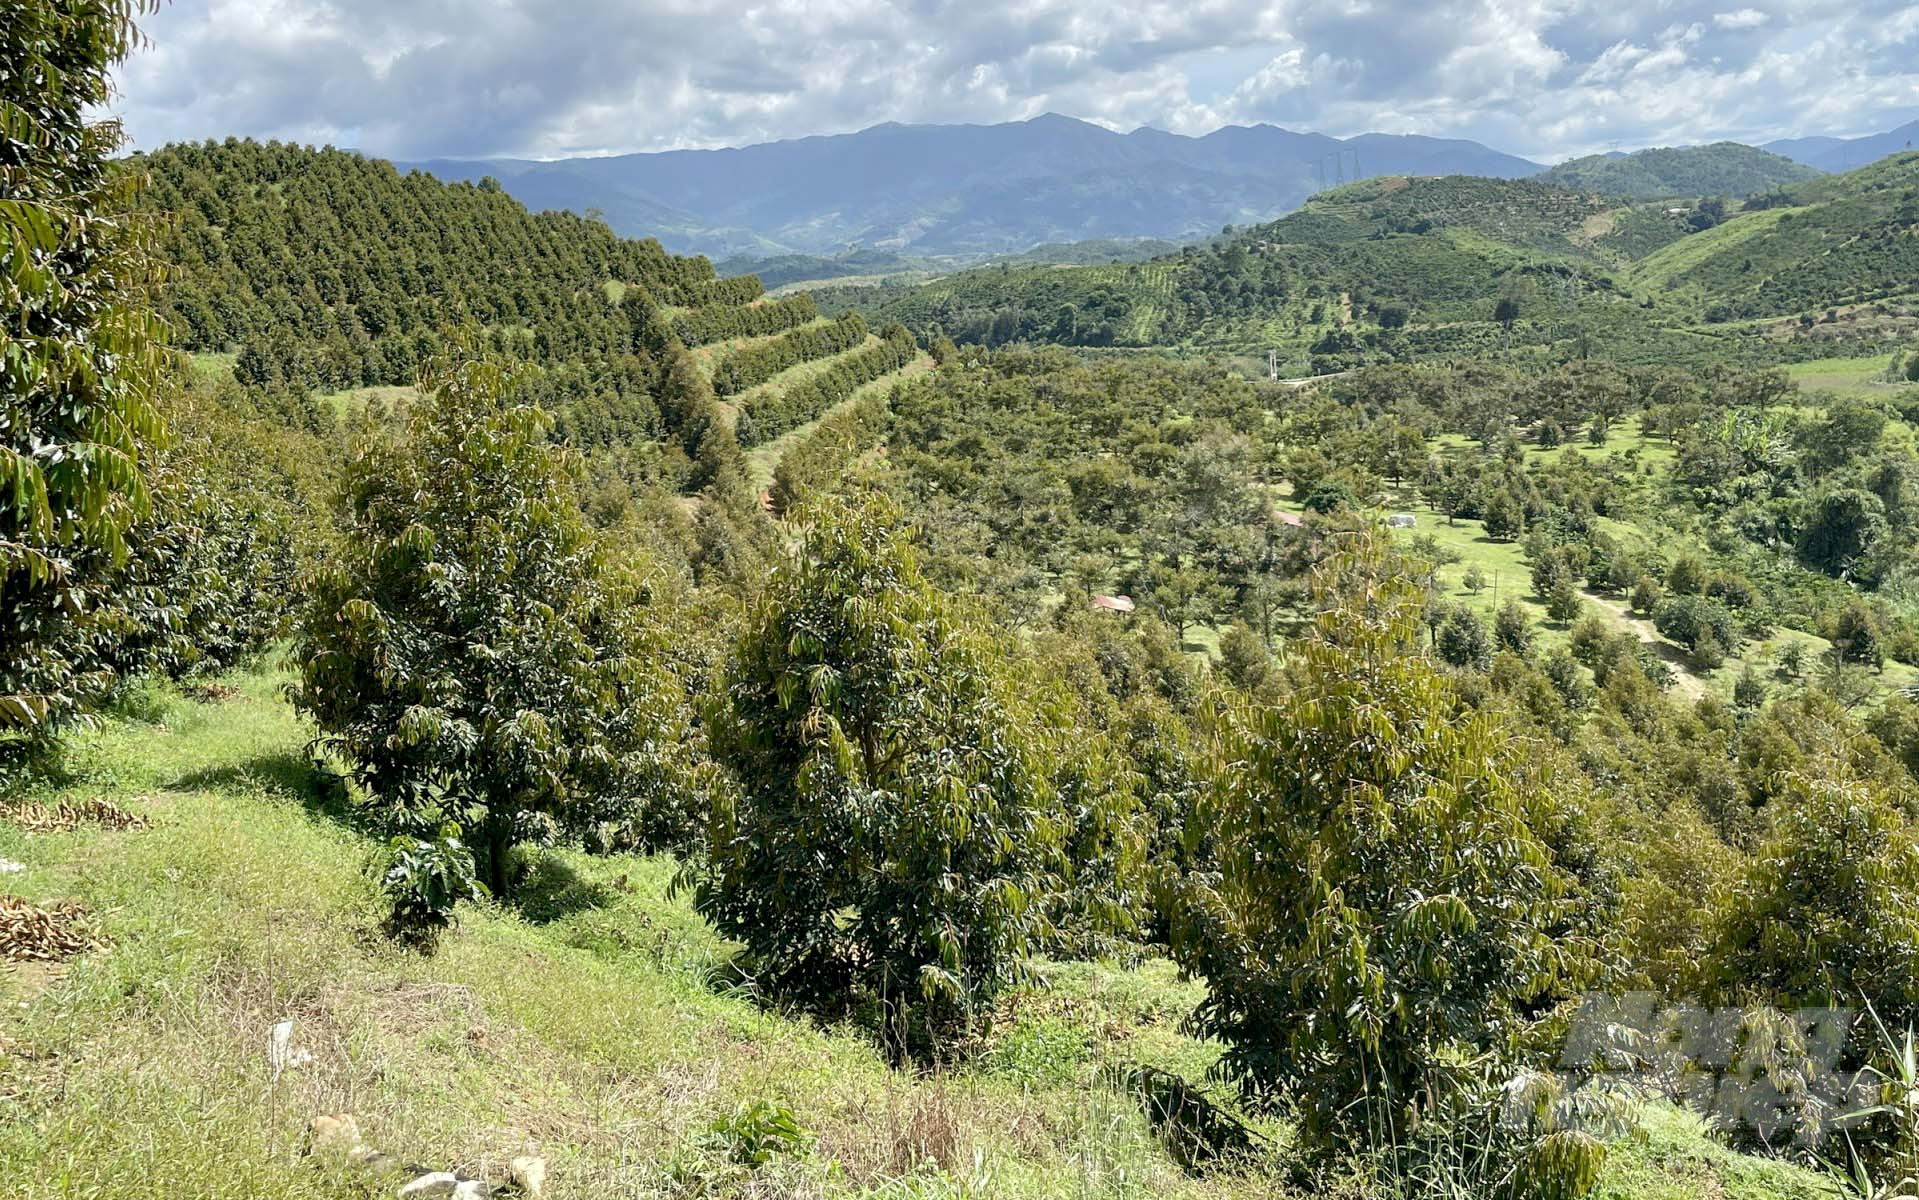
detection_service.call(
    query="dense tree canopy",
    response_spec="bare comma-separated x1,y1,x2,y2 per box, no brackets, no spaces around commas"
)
2,0,171,754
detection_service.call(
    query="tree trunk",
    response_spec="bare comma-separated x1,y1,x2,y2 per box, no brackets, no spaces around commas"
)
482,814,513,899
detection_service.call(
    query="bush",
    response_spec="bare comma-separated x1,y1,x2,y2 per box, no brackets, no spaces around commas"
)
1217,622,1275,690
1709,773,1919,1026
1630,574,1663,616
292,346,709,896
1545,577,1584,624
1166,533,1593,1154
1495,598,1535,657
1482,488,1524,540
1825,599,1886,669
1436,604,1493,670
1653,594,1740,656
380,834,485,943
1667,554,1707,596
692,494,1086,1051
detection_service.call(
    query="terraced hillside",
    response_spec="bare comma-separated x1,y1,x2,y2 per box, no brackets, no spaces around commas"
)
139,141,926,497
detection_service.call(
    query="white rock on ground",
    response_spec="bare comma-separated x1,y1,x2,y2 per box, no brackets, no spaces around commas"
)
0,859,23,874
508,1155,546,1197
396,1172,460,1199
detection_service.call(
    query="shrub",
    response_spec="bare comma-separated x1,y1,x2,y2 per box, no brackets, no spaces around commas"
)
692,494,1081,1051
1653,594,1740,656
1630,574,1663,616
1545,577,1584,624
1667,554,1707,596
1797,488,1886,579
703,1100,812,1167
1436,604,1493,670
1217,622,1274,691
1165,532,1592,1154
1778,641,1807,679
292,346,708,896
1495,598,1535,657
1482,488,1524,540
1825,599,1886,670
380,834,485,943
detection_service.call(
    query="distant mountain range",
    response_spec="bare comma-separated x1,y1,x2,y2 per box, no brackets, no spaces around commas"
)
1763,120,1919,172
400,114,1540,259
397,114,1919,262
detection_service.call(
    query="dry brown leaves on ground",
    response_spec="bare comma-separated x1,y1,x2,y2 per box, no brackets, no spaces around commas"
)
0,797,149,833
181,681,243,703
1,895,104,962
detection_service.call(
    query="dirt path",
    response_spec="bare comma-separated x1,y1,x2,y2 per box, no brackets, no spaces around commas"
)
1581,588,1708,702
1273,369,1350,389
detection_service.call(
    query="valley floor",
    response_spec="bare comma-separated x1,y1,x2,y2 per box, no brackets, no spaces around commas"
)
0,666,1837,1199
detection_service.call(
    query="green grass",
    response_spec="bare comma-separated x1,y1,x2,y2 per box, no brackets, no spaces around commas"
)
187,351,239,382
1432,416,1678,471
1785,354,1906,396
314,383,419,421
1621,206,1801,292
0,667,1217,1200
0,667,1845,1199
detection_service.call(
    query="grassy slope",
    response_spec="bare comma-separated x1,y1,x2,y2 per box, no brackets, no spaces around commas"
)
0,669,1834,1200
1621,206,1800,292
0,669,1212,1200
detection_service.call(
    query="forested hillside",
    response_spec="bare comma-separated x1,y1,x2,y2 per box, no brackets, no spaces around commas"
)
1537,142,1821,197
126,139,923,504
132,141,716,390
831,154,1919,372
401,114,1541,258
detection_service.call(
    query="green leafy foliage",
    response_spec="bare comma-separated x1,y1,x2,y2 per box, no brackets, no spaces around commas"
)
2,0,171,754
380,832,486,943
133,141,715,389
1166,532,1593,1154
703,1099,813,1167
710,312,867,397
674,293,818,347
691,494,1081,1050
291,344,709,895
1709,773,1919,1025
736,323,916,445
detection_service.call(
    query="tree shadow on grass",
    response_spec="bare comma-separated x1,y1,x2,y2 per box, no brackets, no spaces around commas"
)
168,750,369,830
1111,1064,1268,1175
506,850,614,924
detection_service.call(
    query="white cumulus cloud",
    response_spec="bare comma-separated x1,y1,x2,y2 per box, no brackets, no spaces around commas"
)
105,0,1919,163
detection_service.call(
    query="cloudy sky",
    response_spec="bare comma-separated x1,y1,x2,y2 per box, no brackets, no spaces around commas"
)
109,0,1919,163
